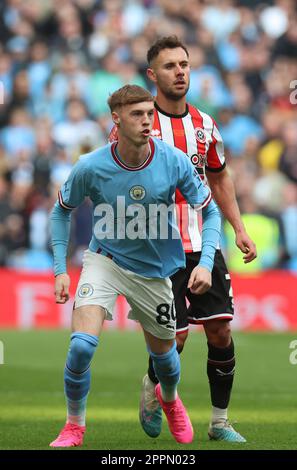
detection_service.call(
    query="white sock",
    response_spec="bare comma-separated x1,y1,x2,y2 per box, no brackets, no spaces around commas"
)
66,397,87,426
160,384,177,402
211,406,228,424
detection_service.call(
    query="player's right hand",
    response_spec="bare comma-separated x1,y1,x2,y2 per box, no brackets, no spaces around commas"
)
187,266,212,295
54,273,70,303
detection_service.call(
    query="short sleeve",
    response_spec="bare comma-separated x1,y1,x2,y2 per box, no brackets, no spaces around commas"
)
205,120,226,173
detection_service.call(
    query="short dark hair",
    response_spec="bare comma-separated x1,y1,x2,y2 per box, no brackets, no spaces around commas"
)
147,36,189,65
108,85,154,112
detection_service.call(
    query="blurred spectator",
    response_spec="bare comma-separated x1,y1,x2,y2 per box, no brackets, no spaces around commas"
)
278,120,297,183
201,0,241,41
219,107,263,156
52,98,104,156
7,69,33,120
187,45,232,115
272,11,297,59
0,52,13,104
224,195,284,273
0,177,30,266
88,51,146,116
258,109,285,171
281,182,297,270
27,40,51,99
259,1,289,39
50,52,90,113
1,107,35,160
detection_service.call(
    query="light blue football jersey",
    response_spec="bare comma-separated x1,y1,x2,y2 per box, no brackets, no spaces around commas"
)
51,138,216,278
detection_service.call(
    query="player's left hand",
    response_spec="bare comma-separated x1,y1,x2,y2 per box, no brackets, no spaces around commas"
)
188,266,211,295
235,231,257,263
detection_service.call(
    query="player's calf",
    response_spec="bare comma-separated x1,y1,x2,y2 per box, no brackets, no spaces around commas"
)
49,331,99,448
149,342,180,402
140,342,181,439
148,343,193,443
64,332,98,424
147,330,188,384
207,338,235,412
140,334,188,438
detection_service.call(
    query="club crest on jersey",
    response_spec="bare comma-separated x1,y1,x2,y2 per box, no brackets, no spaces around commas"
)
195,127,206,143
129,185,146,201
78,283,94,298
191,153,207,167
151,129,161,138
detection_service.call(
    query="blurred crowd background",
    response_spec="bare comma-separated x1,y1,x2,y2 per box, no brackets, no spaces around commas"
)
0,0,296,274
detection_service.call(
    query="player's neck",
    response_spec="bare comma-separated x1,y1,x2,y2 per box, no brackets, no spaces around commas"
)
155,94,187,117
116,139,150,167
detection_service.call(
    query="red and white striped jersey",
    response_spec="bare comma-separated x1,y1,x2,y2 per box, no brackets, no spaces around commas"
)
109,102,225,252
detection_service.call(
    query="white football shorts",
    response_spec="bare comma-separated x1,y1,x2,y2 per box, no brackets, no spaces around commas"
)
74,250,176,339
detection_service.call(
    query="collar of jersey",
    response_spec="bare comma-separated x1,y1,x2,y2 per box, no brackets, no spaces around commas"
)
154,101,189,119
111,139,155,171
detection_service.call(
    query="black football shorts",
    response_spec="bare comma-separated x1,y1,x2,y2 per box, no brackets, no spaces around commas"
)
170,250,234,334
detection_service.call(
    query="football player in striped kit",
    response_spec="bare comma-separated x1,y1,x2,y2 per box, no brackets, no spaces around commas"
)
134,36,257,443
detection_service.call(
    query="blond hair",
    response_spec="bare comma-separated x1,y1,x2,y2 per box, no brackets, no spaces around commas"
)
108,85,154,112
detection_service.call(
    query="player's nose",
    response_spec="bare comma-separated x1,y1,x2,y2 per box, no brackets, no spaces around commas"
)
176,66,185,76
143,113,151,124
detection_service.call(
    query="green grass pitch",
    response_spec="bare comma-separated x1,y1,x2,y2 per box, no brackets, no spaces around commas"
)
0,330,296,450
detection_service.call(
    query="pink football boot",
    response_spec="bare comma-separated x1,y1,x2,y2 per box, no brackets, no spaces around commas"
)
50,423,86,448
155,384,193,444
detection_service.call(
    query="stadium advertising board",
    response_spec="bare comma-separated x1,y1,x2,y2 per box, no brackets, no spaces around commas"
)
0,269,296,331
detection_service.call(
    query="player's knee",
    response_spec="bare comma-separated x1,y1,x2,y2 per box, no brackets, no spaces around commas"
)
176,331,188,354
70,338,93,365
205,321,231,348
67,332,98,373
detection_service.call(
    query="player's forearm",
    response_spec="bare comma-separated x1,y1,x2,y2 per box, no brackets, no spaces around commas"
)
50,202,72,276
199,200,221,272
207,169,245,235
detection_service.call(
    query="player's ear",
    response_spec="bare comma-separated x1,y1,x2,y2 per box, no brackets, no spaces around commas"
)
147,67,157,84
112,111,120,126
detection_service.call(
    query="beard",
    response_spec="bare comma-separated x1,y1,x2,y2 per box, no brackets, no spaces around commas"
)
160,83,189,101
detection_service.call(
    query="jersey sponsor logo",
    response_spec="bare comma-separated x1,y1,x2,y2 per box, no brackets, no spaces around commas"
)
129,185,146,201
78,283,94,298
151,129,161,138
194,127,206,143
190,153,207,167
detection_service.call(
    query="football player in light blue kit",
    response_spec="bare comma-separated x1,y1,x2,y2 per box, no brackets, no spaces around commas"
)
49,85,221,447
